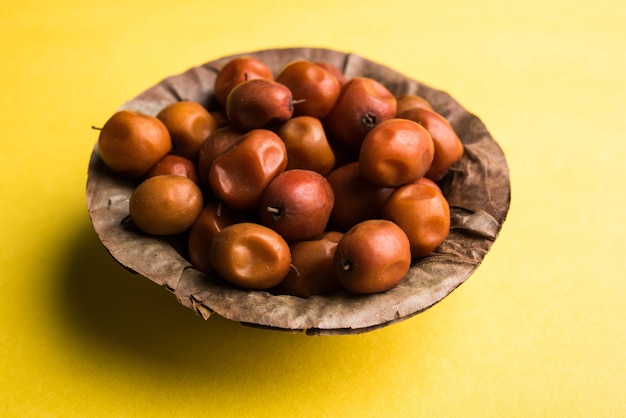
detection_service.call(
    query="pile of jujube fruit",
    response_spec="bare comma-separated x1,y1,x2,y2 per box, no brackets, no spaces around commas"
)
95,56,464,297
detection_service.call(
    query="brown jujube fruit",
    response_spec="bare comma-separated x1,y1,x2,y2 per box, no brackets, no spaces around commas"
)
277,116,336,175
381,181,451,258
214,56,274,107
314,62,347,86
333,219,411,294
271,235,343,298
129,175,203,236
225,78,294,131
187,202,246,274
397,107,464,181
210,222,291,289
97,110,171,180
197,125,245,186
326,162,394,231
358,118,435,187
156,101,217,161
324,77,397,150
412,176,442,193
258,169,335,242
208,129,287,211
275,60,341,119
395,93,433,115
316,230,344,243
144,154,199,184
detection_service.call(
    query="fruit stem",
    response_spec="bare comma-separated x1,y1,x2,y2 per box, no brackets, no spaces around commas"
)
91,126,102,131
290,263,300,277
266,206,283,220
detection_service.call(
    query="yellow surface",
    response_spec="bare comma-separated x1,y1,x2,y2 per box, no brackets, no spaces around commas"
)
1,0,624,416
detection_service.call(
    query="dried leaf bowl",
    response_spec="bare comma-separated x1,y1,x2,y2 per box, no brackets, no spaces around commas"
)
86,47,511,335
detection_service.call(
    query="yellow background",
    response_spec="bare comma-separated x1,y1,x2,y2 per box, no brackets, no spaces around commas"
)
1,0,624,416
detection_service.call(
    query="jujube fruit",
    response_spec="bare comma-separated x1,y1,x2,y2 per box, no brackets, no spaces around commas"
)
317,230,344,243
381,181,451,257
210,222,291,289
187,202,246,274
97,110,171,180
397,107,464,181
271,234,343,297
225,78,294,131
208,129,287,210
258,169,335,241
324,77,397,150
333,219,411,294
358,118,435,187
395,93,433,115
197,125,245,186
214,56,274,107
144,154,199,184
276,60,341,119
412,176,442,193
315,62,347,86
156,101,217,161
129,175,203,236
326,162,394,231
277,116,336,175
